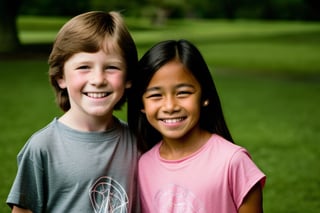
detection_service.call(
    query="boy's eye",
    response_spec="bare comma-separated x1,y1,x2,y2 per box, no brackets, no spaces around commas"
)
106,65,122,72
106,66,117,70
77,65,90,70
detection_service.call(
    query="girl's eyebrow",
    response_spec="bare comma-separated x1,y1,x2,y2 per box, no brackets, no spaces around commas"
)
145,87,161,93
175,83,196,89
145,83,196,92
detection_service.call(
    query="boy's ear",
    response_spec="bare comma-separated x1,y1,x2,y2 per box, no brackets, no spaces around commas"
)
56,76,67,89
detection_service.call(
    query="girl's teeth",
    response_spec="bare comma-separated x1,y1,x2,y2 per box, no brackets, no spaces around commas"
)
163,118,184,123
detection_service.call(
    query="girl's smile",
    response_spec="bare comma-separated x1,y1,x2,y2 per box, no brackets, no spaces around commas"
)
159,116,187,130
160,117,186,124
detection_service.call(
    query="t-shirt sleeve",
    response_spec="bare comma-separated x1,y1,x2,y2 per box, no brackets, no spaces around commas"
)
6,141,44,212
228,148,266,209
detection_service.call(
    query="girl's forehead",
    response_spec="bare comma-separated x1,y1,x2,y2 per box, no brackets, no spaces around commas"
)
148,61,199,87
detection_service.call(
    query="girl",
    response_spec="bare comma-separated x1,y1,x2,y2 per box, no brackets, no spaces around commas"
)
128,39,266,213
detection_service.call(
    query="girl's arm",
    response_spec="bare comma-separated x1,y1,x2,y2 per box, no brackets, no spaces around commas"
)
12,206,32,213
238,182,263,213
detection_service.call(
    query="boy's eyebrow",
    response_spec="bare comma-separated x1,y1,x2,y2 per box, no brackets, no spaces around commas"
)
72,59,124,66
106,58,124,64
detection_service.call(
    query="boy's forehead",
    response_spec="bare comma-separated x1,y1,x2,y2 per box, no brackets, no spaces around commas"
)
64,50,125,69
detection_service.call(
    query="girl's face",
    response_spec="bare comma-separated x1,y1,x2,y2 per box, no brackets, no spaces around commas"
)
142,60,203,142
58,49,130,120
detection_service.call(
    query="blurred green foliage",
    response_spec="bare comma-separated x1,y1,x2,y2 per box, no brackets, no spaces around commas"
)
19,0,320,20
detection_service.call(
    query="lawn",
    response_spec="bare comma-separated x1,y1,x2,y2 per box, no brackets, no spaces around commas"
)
0,16,319,212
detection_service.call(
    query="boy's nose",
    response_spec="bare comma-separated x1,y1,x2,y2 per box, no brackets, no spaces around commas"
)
90,70,106,86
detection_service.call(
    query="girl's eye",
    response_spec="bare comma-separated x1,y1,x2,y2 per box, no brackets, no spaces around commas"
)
145,93,162,99
177,91,192,97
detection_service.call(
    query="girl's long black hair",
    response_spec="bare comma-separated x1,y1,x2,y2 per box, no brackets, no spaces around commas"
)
128,39,233,152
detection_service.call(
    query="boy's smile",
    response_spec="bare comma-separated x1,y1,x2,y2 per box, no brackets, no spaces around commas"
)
84,92,111,98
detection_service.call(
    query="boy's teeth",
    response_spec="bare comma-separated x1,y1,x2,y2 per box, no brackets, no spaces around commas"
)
86,92,107,98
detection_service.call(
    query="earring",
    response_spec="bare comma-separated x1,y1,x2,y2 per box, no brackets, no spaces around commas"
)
203,100,209,107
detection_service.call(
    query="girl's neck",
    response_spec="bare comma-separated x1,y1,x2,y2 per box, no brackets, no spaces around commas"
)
159,129,211,160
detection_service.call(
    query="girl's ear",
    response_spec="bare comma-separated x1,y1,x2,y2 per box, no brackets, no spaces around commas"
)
57,76,67,89
125,81,132,89
203,99,209,107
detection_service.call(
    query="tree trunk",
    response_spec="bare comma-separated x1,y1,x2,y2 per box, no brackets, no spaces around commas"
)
0,0,21,53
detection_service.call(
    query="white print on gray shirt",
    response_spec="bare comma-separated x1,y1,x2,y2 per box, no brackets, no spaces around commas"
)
89,176,128,213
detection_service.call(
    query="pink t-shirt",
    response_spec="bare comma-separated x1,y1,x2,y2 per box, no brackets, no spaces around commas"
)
138,134,266,213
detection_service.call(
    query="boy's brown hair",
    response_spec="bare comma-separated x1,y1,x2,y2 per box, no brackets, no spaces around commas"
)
48,11,138,111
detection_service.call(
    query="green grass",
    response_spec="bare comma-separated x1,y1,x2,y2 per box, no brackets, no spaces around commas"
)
215,74,320,212
129,18,320,75
0,16,319,212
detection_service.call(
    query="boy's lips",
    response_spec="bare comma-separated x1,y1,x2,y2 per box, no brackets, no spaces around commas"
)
84,92,111,98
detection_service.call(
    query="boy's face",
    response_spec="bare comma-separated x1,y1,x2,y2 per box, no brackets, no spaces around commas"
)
58,49,129,120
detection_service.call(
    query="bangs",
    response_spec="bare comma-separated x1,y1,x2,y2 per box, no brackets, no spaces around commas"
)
101,35,121,54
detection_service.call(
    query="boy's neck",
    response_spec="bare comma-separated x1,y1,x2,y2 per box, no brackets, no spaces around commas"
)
58,111,115,132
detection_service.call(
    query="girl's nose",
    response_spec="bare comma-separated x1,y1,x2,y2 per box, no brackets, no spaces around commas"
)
163,97,180,114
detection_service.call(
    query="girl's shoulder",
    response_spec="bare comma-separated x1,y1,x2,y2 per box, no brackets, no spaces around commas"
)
210,134,242,148
207,134,248,157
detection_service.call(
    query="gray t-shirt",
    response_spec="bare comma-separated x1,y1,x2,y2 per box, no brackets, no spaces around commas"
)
7,117,140,213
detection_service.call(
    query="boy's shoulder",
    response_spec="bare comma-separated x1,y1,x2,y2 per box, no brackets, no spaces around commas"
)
114,117,133,134
115,117,128,128
17,118,59,157
29,118,59,139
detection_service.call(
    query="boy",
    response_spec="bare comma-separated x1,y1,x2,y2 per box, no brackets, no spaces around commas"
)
7,11,140,213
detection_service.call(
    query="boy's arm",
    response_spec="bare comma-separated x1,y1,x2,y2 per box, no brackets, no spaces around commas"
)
12,206,32,213
238,182,263,213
